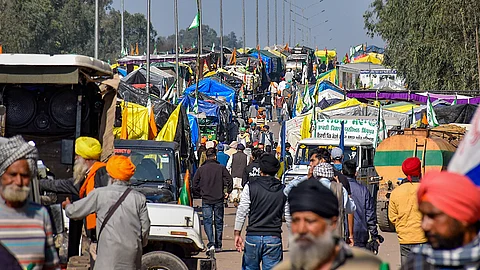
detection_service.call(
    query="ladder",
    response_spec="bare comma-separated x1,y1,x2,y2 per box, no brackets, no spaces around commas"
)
414,138,427,175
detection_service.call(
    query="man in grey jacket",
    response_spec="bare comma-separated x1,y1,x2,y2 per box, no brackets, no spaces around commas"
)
63,155,150,270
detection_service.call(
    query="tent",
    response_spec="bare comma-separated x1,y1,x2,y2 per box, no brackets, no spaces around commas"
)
434,104,478,124
249,50,283,78
372,80,405,91
183,78,236,106
188,114,200,149
321,98,362,112
383,102,419,113
122,67,174,97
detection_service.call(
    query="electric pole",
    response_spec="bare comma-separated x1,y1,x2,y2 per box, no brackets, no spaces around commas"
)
267,0,270,46
220,0,224,68
95,0,99,58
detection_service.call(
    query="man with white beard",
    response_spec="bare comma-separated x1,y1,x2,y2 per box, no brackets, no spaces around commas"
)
0,135,59,270
274,180,383,270
39,136,108,258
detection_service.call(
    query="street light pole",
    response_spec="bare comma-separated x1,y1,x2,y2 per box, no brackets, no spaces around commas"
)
282,0,285,45
220,0,224,68
146,0,151,96
267,0,270,46
242,0,246,52
174,0,180,96
289,0,291,46
275,0,278,45
256,0,259,47
121,0,124,56
95,0,99,59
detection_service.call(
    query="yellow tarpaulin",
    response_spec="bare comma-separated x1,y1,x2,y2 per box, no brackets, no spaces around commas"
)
317,69,337,84
114,101,151,140
156,103,182,142
353,53,383,65
315,50,337,58
321,98,362,112
384,104,419,113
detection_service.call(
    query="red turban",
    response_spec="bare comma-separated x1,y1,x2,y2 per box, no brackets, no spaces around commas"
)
402,157,422,181
418,171,480,224
106,155,136,181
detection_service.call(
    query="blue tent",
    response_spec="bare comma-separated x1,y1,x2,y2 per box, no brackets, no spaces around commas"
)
183,78,236,107
249,52,273,74
310,81,344,96
181,95,220,119
187,114,200,150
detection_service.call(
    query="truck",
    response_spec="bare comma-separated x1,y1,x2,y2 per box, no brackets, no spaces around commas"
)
373,129,457,232
0,54,214,270
283,138,376,189
286,46,315,83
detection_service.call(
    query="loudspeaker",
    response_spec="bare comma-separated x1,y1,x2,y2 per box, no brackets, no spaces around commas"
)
3,84,102,136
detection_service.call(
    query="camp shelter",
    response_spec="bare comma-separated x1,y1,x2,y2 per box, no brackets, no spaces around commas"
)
204,69,244,90
434,104,478,124
321,98,362,112
188,113,200,149
248,49,283,81
315,50,337,63
183,78,236,106
122,66,174,97
383,102,419,113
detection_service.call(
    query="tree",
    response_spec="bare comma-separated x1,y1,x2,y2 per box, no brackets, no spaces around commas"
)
364,0,480,90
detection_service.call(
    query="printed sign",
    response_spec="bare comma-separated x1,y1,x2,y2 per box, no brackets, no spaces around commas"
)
314,119,378,143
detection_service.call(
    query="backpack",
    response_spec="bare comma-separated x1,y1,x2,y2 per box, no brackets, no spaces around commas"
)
330,181,345,238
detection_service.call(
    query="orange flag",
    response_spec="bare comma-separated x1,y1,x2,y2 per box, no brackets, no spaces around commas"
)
229,48,237,65
283,43,289,52
0,45,3,54
135,43,139,55
120,104,129,139
421,111,429,125
203,59,209,72
148,105,158,140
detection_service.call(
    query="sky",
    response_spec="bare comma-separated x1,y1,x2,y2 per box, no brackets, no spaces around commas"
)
111,0,384,56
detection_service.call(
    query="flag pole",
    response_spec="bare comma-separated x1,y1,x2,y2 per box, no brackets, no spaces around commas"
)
174,0,180,98
121,0,124,56
220,0,224,69
146,0,151,98
195,0,202,113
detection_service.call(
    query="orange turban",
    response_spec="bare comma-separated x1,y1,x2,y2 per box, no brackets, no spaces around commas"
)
418,171,480,224
106,155,136,181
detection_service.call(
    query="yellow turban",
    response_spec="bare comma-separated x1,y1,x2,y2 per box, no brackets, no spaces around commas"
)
106,155,136,181
75,137,102,160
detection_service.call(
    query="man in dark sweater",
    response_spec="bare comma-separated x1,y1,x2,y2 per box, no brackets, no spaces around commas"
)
193,148,233,252
234,154,286,269
242,148,264,187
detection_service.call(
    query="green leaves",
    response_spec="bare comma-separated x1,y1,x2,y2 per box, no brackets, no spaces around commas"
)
364,0,480,90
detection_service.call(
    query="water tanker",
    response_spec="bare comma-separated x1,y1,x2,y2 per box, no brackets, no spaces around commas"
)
373,129,456,232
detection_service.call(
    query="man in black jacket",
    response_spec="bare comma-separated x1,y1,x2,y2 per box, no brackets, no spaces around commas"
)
242,148,264,187
193,148,233,252
234,154,286,269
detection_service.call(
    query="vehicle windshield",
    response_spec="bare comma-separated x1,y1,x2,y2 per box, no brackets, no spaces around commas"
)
295,144,359,165
116,149,174,183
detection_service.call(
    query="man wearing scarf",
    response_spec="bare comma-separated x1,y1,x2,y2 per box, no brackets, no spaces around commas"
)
63,155,150,270
389,157,427,265
402,171,480,269
274,180,382,270
0,136,59,270
39,136,108,258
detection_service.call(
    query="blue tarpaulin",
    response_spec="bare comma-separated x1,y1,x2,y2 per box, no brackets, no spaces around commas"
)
188,114,200,150
181,95,220,119
183,78,236,107
249,52,273,74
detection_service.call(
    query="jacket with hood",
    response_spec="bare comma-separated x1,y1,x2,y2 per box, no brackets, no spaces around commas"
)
242,159,261,187
193,159,233,204
234,176,286,237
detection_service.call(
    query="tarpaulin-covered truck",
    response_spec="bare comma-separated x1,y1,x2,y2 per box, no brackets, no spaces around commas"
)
373,129,456,232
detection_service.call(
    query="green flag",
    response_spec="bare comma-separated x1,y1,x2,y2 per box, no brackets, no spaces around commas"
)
426,93,439,127
178,170,192,206
188,13,200,31
376,103,387,147
410,107,417,128
302,83,312,110
452,95,457,106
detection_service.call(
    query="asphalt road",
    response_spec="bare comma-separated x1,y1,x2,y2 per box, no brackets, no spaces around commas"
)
194,200,401,270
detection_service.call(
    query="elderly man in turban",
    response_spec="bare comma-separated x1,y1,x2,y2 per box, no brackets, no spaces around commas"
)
274,180,382,270
40,136,108,258
389,157,427,265
63,155,150,270
401,171,480,269
0,136,59,270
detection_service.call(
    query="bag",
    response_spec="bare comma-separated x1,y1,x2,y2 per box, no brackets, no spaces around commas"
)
96,188,132,252
330,182,344,238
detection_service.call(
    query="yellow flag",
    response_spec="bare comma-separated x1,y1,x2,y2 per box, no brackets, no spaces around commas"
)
156,104,182,142
300,114,312,139
229,48,237,65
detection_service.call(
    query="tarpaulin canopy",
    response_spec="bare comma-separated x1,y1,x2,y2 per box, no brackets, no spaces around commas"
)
321,98,362,112
181,95,220,118
249,50,283,76
122,67,174,97
352,53,383,64
347,90,480,105
188,114,200,149
434,104,478,124
383,102,419,113
183,78,236,106
372,80,405,91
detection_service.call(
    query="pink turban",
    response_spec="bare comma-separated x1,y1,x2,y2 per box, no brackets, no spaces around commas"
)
418,171,480,224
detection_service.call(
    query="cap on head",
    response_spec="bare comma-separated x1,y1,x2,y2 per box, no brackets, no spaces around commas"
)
217,143,224,151
331,147,343,160
237,144,245,151
289,179,339,218
418,171,480,224
106,155,136,181
264,125,270,130
259,154,280,176
75,137,102,160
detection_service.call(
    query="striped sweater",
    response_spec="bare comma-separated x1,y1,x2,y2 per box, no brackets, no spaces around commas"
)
0,198,59,270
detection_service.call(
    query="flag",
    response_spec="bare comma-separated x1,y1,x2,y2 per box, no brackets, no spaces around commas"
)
375,103,387,147
0,44,3,54
229,48,237,65
156,103,182,142
256,45,261,61
120,103,129,139
421,111,429,126
283,43,289,52
135,43,139,55
153,43,158,55
410,107,417,128
203,59,209,73
148,103,158,140
302,83,312,110
343,53,350,64
245,57,250,69
188,13,200,31
193,96,199,114
211,42,215,52
448,106,480,186
339,121,345,152
130,44,134,56
452,95,457,106
178,169,192,206
426,93,439,127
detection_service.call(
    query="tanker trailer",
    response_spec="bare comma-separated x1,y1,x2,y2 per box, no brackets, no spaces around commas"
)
373,129,456,232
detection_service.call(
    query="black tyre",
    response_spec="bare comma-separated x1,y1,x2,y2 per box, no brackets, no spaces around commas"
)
377,200,396,232
142,251,188,270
